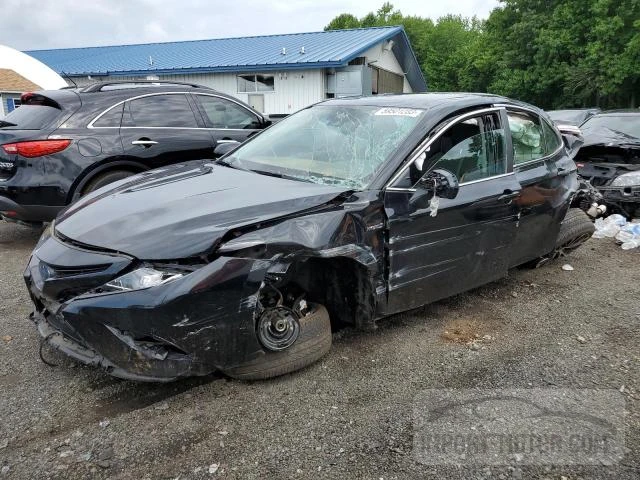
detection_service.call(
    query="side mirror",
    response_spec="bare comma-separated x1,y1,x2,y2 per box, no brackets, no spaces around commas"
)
557,124,584,159
213,140,241,157
419,168,460,199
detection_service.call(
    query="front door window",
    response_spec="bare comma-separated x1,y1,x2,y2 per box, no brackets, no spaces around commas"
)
393,112,507,188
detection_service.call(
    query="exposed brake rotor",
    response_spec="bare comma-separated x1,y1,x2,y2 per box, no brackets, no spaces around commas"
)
257,306,300,351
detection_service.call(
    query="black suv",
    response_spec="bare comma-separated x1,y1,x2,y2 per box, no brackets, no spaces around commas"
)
0,81,270,224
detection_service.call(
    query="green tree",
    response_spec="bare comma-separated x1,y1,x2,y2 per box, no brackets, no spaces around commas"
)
324,1,640,108
325,13,361,31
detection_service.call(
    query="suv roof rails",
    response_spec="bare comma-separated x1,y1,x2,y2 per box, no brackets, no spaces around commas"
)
80,80,213,93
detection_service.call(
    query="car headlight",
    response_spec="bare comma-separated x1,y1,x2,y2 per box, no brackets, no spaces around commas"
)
611,172,640,187
34,220,54,250
104,267,183,292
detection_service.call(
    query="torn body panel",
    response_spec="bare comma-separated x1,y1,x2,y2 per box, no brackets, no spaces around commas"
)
25,191,386,380
575,127,640,218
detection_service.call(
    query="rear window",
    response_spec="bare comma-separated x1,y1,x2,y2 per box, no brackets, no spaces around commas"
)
1,105,63,130
93,103,124,128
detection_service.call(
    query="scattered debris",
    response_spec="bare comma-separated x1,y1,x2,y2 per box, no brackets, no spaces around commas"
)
98,419,110,428
593,214,640,249
154,402,169,411
576,335,587,344
209,463,219,474
620,385,626,393
1,335,12,343
562,264,574,271
1,466,9,476
0,439,7,450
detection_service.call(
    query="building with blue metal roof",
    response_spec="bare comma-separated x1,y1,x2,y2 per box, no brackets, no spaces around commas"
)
25,26,426,116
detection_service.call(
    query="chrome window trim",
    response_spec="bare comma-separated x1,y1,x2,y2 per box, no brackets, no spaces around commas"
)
385,106,505,190
88,92,188,129
87,126,257,132
87,91,259,129
386,172,516,193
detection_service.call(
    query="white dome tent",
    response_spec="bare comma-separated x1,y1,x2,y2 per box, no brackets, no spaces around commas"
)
0,45,66,117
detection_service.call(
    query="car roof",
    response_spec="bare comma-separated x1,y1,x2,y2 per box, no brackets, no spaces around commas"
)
76,84,216,99
320,92,543,118
593,110,640,116
548,108,599,111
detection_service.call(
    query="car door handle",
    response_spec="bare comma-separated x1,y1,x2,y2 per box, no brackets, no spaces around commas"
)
131,140,158,146
216,139,240,144
498,190,520,202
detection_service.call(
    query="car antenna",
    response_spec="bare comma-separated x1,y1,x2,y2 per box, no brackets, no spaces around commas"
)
60,71,77,89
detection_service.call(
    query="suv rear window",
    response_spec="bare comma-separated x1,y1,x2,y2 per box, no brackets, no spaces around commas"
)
1,105,63,130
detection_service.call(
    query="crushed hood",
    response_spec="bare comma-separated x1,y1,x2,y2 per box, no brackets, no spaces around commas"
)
581,126,640,149
55,162,349,260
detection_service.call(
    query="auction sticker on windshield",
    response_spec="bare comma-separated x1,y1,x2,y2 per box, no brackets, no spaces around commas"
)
375,107,422,117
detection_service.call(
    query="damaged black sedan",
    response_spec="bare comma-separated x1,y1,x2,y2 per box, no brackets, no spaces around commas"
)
574,111,640,219
25,93,594,382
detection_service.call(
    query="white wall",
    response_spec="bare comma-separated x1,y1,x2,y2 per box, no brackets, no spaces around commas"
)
361,43,413,93
71,69,325,115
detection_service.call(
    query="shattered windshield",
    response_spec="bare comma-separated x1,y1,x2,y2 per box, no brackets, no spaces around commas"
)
581,115,640,140
223,105,425,189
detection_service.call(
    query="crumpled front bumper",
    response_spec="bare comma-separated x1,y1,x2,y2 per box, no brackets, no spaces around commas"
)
31,310,198,382
24,231,273,381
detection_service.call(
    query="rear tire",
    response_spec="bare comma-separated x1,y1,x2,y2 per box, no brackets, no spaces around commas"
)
82,170,135,196
526,208,595,269
223,304,332,380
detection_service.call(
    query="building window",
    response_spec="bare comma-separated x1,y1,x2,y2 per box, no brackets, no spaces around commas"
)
237,74,274,93
7,98,21,112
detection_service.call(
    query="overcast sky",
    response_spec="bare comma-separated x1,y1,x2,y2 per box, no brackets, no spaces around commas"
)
2,0,499,51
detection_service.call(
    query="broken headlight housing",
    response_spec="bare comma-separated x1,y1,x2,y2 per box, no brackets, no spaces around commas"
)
103,267,184,292
611,172,640,187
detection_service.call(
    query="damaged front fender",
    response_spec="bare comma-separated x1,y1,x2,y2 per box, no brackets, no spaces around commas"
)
217,192,388,328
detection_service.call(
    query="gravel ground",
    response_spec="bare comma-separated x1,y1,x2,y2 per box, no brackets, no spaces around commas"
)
0,220,638,479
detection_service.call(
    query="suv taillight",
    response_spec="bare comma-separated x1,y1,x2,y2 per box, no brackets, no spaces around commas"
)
2,140,71,158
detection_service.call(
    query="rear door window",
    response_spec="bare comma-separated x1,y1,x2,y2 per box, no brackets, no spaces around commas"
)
1,105,63,130
123,94,198,128
507,111,545,164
